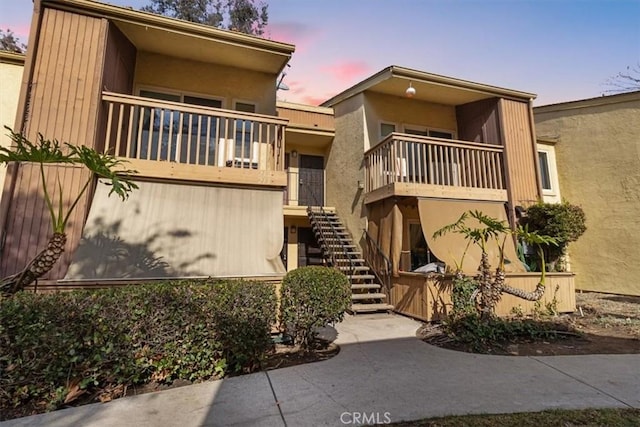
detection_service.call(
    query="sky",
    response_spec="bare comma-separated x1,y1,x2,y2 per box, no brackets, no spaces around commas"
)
1,0,639,106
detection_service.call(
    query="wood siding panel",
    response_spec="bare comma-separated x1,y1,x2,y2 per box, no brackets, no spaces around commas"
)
24,8,106,147
96,23,136,153
391,273,575,321
276,106,334,130
0,164,91,279
500,99,540,207
1,9,107,280
456,97,501,144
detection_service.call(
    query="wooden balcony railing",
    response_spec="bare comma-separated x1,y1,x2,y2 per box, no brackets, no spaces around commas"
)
102,92,287,185
364,133,506,194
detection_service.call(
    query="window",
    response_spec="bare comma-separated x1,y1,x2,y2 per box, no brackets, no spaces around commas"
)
380,122,396,138
538,151,552,191
428,130,454,139
408,222,441,270
233,102,258,166
138,89,224,165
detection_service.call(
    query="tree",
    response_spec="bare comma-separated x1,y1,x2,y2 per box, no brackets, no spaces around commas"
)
0,128,138,297
602,63,640,94
433,210,557,319
142,0,268,36
0,29,26,53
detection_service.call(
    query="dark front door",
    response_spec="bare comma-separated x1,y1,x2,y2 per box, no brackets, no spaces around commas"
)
298,155,324,206
297,227,323,267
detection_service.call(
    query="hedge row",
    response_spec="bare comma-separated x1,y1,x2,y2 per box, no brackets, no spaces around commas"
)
0,280,276,418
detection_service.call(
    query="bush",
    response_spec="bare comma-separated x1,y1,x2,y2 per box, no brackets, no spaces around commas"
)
523,202,586,270
450,276,478,318
0,280,275,419
444,314,562,353
280,266,351,349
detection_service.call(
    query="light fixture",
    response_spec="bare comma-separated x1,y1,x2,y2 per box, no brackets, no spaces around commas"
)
357,180,365,189
290,225,297,234
291,150,298,158
405,81,416,98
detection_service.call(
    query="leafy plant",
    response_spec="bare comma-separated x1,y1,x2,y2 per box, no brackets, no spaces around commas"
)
280,266,351,349
522,202,586,271
433,210,558,319
450,276,478,319
0,279,276,420
0,127,138,297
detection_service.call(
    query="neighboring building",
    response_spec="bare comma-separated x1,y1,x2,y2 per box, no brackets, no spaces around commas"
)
0,51,25,203
0,0,576,316
534,91,640,296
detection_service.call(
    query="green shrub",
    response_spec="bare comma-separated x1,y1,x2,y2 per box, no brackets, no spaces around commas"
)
450,276,478,318
444,314,562,352
280,266,351,349
523,202,586,270
0,280,275,419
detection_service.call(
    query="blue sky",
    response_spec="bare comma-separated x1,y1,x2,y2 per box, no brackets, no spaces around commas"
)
2,0,639,106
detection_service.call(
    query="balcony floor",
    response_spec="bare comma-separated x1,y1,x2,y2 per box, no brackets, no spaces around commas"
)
364,182,508,204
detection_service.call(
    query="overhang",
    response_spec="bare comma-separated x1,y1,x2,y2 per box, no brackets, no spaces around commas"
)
322,66,537,107
0,51,26,66
43,0,295,74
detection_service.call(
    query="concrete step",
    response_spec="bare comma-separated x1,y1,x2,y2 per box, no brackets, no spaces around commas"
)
347,274,376,281
337,265,370,272
350,303,394,313
351,283,381,290
351,293,386,300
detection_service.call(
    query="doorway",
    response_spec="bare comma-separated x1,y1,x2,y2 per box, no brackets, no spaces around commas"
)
298,155,324,206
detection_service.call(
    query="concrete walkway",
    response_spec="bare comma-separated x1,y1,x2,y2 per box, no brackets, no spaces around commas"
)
2,314,639,427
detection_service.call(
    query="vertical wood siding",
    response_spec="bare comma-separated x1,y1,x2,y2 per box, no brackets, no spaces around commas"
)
24,8,107,146
0,164,92,279
455,97,501,144
500,99,540,207
276,106,334,129
0,9,107,279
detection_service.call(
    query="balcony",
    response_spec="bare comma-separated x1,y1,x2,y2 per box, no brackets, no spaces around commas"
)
364,133,507,203
102,92,287,187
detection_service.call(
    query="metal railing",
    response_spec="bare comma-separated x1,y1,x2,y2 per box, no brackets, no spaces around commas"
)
364,132,505,193
362,229,392,297
303,181,355,280
102,92,287,172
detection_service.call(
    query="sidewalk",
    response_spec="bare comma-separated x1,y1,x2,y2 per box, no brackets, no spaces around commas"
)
2,314,638,427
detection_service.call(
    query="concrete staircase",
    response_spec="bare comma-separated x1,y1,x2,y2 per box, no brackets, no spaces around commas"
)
307,207,393,314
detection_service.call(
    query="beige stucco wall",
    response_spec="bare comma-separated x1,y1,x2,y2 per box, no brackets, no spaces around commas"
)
534,92,640,296
325,93,368,245
363,91,458,149
0,54,25,203
134,51,277,115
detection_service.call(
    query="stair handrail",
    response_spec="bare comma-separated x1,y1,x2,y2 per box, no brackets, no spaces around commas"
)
362,229,392,296
301,182,355,279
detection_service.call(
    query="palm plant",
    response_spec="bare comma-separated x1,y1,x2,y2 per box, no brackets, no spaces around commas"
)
0,127,137,297
433,210,557,318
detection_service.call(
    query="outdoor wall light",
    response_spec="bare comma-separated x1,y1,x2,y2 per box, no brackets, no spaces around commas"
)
405,81,416,98
291,150,298,158
290,225,297,234
357,180,365,189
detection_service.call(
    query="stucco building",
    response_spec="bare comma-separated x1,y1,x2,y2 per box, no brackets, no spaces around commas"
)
534,91,640,296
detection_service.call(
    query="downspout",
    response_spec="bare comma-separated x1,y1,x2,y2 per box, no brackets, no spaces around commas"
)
0,0,44,256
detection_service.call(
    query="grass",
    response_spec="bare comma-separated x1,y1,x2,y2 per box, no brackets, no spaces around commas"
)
389,408,640,427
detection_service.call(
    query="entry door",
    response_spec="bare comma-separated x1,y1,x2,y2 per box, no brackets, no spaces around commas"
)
297,227,323,267
298,155,324,206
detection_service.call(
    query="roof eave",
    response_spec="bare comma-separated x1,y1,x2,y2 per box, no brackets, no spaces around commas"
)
43,0,295,57
322,65,536,107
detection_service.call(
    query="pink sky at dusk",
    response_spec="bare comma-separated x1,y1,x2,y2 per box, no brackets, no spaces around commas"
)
1,0,639,106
